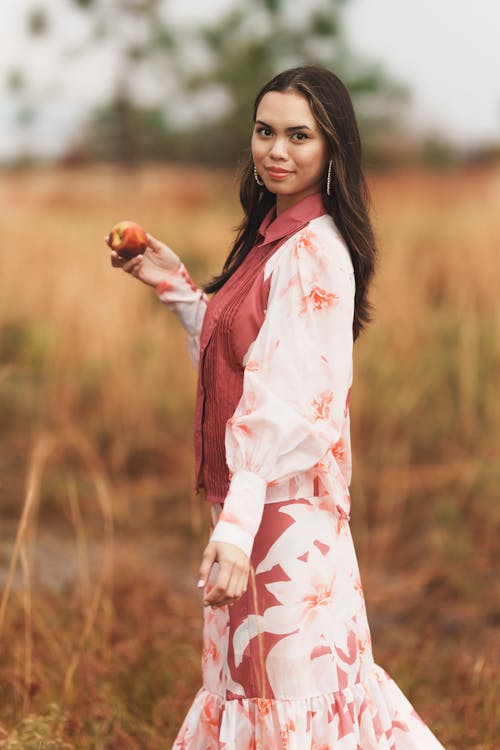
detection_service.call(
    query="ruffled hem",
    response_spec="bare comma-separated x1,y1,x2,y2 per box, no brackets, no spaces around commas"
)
172,664,445,749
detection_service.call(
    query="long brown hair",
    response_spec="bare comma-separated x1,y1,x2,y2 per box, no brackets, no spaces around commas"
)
204,65,377,340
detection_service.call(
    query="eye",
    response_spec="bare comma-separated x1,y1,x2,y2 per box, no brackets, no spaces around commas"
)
256,126,273,137
291,132,309,142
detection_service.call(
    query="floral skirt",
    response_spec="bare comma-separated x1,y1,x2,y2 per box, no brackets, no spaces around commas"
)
173,496,445,749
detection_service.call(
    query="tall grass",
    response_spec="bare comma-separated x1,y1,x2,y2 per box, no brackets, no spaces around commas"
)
0,164,499,748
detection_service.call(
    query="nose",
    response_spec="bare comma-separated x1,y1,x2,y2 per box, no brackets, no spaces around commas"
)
269,136,288,160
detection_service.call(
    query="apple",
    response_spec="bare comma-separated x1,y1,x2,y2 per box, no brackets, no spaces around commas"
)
106,220,148,259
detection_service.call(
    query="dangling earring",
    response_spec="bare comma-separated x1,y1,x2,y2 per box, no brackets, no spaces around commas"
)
254,166,264,186
326,160,333,196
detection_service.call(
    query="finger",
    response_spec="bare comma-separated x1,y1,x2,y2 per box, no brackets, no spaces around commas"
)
204,565,233,605
208,597,237,609
224,566,245,601
207,568,247,607
198,545,217,590
123,256,143,275
203,570,230,604
146,233,164,253
229,568,247,602
110,250,125,268
235,568,249,600
232,570,248,599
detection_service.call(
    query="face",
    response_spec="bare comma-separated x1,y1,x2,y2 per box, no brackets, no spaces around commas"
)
251,89,328,214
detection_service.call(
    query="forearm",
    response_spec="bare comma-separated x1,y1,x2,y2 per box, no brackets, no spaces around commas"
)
155,263,208,367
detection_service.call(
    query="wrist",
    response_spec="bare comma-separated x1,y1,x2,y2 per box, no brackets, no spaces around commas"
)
210,522,254,559
154,261,183,295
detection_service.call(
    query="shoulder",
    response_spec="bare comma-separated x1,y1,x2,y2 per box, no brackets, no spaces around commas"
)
306,215,354,276
264,213,354,283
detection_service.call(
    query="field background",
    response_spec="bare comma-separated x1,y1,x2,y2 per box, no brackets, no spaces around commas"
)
0,164,499,748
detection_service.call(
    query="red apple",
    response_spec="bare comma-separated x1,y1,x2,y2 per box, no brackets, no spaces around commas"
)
107,220,148,259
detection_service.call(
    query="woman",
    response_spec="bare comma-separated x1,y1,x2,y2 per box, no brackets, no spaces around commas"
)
110,66,445,749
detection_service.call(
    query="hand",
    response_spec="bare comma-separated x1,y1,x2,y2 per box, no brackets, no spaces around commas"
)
198,541,250,608
108,233,181,288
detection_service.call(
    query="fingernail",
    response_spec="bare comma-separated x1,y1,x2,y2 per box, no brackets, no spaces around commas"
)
197,579,205,588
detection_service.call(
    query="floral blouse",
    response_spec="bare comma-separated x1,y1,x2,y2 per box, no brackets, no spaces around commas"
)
156,200,355,559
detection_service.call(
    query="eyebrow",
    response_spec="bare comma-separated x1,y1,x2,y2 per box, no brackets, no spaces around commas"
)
255,119,313,132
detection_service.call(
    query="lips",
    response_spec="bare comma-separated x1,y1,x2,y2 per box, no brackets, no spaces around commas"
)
266,167,293,180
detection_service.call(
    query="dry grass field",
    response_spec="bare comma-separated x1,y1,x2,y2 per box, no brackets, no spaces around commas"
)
0,164,499,748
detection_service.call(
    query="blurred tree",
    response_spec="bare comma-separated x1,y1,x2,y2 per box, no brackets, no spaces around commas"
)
27,6,49,36
62,0,178,162
9,0,177,163
5,68,38,166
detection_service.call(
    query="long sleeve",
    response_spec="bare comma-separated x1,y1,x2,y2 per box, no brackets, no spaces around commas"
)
210,220,355,557
155,263,208,368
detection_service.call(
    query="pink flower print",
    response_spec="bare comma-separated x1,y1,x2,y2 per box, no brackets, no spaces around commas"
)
226,419,253,438
202,637,220,664
334,509,348,535
199,691,220,743
344,386,352,415
219,509,238,524
300,286,338,316
312,391,334,421
335,629,358,666
254,698,273,716
240,390,258,415
278,718,297,750
314,453,333,476
293,228,317,258
205,603,229,640
392,717,411,733
179,264,199,293
174,722,189,747
313,539,330,556
357,637,368,656
310,643,333,660
155,278,173,295
353,577,363,598
218,509,253,535
245,359,260,372
227,390,258,437
302,581,333,614
331,438,345,463
264,535,337,637
278,271,301,302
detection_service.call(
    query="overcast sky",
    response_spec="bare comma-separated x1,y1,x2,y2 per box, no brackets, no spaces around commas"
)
0,0,499,160
344,0,500,144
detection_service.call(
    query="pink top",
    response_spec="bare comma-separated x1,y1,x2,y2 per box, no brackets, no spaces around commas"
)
155,193,355,558
194,193,329,504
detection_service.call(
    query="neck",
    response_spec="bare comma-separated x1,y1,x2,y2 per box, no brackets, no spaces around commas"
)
275,188,320,216
275,195,291,216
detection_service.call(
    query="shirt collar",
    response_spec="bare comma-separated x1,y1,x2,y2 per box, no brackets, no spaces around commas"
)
257,193,327,246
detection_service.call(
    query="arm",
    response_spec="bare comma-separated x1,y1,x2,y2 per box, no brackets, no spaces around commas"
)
210,223,355,559
110,234,208,368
